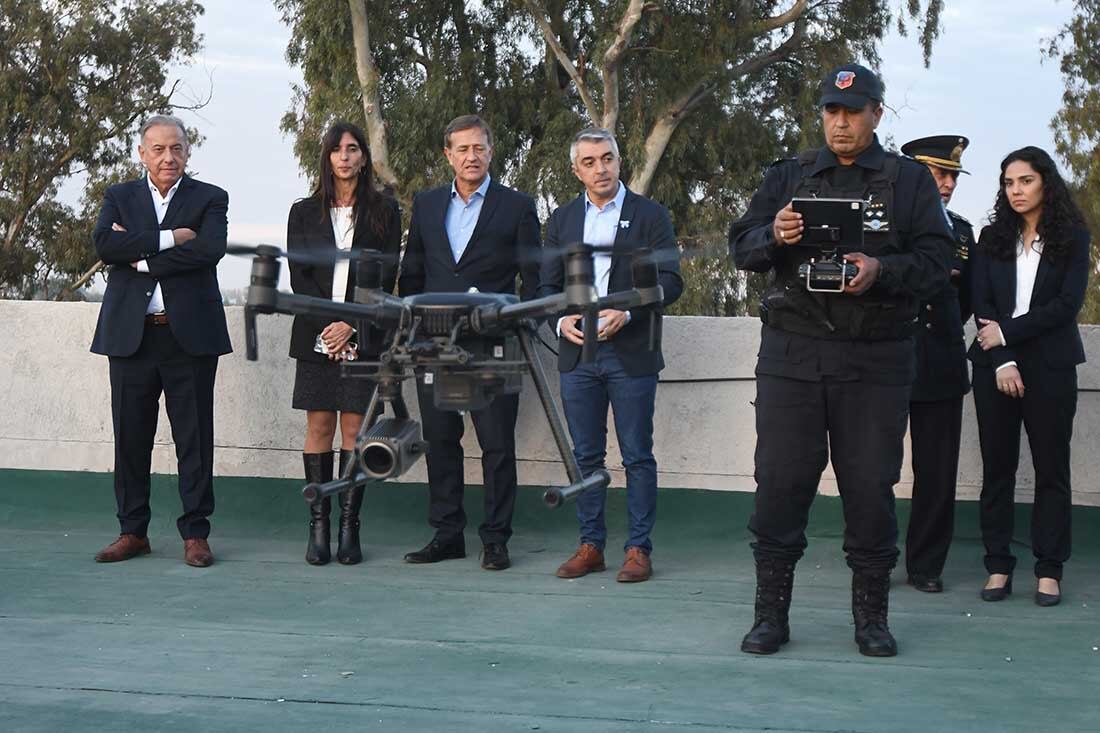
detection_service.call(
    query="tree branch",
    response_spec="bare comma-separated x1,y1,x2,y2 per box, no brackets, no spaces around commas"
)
348,0,400,190
752,0,809,34
523,0,600,122
601,0,656,130
628,19,806,195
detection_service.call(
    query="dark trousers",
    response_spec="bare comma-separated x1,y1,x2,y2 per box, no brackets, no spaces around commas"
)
905,396,963,578
108,323,218,540
749,374,909,573
972,365,1076,580
559,343,659,553
415,383,519,546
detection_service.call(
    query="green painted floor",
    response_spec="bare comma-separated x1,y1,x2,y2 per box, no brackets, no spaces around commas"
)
1,469,1097,732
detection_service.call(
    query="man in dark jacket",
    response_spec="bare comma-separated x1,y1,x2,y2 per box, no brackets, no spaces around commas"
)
729,65,953,657
90,115,231,568
899,135,975,593
398,115,541,571
539,127,682,584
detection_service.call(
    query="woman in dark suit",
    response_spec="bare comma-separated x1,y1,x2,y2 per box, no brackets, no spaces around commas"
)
969,146,1089,606
287,121,401,565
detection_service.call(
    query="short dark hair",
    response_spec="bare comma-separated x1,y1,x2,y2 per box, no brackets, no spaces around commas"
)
443,115,493,149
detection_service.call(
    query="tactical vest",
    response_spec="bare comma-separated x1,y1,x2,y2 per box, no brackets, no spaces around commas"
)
759,149,918,341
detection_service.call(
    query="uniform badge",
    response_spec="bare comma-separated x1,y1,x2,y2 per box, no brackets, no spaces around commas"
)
835,71,855,89
863,200,890,232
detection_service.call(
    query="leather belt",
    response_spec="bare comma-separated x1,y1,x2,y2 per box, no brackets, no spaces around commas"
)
145,312,169,326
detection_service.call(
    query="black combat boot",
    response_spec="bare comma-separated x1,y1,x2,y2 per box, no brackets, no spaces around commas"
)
336,449,365,565
740,559,795,654
304,452,334,565
852,571,898,657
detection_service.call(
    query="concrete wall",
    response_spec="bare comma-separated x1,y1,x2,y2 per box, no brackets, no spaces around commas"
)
2,301,1098,505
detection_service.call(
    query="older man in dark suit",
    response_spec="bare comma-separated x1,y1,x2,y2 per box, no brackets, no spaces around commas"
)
90,115,231,568
398,114,541,571
539,127,683,583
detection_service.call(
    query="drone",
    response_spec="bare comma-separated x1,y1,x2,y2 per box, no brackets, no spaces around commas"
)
233,241,666,509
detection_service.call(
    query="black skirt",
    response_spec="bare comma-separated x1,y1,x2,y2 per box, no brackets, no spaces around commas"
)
292,359,376,413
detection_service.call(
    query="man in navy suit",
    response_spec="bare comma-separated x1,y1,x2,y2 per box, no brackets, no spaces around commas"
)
398,115,541,570
90,115,231,568
539,127,683,583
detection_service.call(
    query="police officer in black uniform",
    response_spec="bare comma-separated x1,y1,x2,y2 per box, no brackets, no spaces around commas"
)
898,135,974,593
729,64,953,657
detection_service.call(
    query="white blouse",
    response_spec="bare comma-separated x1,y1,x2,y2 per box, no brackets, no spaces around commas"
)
330,206,354,303
1011,235,1043,319
995,235,1043,372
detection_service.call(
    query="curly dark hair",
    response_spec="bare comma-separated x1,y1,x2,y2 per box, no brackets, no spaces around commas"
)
984,146,1084,260
313,121,392,238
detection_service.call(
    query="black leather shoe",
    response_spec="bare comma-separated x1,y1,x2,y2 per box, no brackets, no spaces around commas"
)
907,574,944,593
854,622,898,657
740,619,790,655
480,543,510,570
980,575,1012,602
404,538,466,564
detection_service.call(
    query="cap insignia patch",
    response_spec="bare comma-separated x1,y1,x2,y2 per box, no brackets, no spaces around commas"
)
835,71,856,89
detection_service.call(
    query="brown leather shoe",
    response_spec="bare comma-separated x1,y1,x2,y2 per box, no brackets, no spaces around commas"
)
556,543,606,578
183,538,214,568
616,547,652,583
94,534,151,563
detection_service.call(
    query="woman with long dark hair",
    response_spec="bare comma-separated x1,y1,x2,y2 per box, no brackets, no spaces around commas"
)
968,145,1089,606
286,121,401,565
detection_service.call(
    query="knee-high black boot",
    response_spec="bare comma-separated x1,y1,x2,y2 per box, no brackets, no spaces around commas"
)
852,571,897,657
304,452,334,565
337,449,364,565
741,559,795,654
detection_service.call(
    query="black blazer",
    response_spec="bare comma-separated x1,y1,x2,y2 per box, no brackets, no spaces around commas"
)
538,186,683,376
397,179,541,299
286,195,402,361
90,175,231,357
967,225,1089,373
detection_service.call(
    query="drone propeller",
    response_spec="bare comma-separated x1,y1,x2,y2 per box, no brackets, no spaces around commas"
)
226,241,399,268
519,241,688,267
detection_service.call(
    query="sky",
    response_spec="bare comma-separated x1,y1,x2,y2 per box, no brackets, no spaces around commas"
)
72,0,1079,291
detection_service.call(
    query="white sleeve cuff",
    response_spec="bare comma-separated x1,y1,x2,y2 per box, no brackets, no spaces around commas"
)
136,260,150,273
995,361,1018,373
556,316,566,337
158,230,176,251
996,325,1006,347
625,310,632,324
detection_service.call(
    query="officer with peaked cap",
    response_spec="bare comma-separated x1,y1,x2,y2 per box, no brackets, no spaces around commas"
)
729,63,954,657
898,135,975,593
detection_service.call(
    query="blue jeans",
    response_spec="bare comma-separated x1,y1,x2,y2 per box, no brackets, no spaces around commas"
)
560,343,659,553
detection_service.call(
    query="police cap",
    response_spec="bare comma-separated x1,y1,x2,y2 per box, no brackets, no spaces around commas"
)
900,135,970,174
819,63,885,109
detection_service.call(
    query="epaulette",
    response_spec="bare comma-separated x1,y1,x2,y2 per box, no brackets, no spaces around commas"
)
768,157,797,169
947,210,971,225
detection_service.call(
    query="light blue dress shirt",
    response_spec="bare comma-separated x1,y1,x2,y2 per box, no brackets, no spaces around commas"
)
557,181,631,336
445,173,491,263
584,180,627,297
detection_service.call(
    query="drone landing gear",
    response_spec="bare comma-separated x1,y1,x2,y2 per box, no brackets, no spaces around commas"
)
516,328,612,508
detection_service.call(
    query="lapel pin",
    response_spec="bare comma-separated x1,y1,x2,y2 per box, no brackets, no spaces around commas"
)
619,220,630,229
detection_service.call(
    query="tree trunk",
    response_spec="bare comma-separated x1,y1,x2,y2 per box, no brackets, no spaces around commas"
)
348,0,400,191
